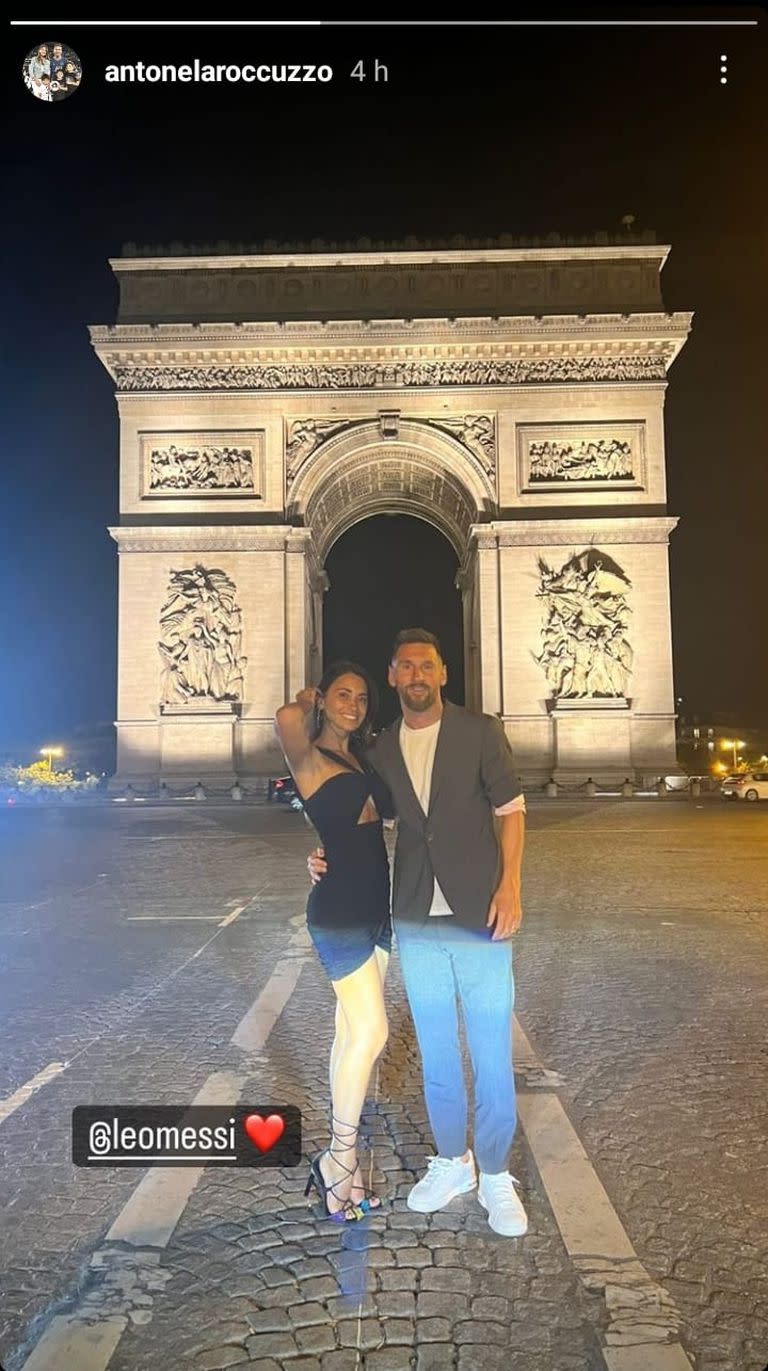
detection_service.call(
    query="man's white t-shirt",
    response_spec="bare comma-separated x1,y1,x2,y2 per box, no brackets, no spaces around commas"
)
398,714,526,917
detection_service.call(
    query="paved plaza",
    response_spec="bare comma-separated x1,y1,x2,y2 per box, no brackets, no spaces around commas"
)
0,797,766,1371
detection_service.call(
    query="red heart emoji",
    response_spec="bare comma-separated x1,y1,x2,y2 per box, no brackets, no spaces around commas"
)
243,1113,285,1153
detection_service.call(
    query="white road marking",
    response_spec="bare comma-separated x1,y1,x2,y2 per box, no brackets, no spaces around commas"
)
124,899,255,924
106,1071,246,1248
0,1062,67,1126
71,876,108,896
56,916,256,1071
123,834,246,841
124,835,177,841
603,1348,696,1371
3,897,265,1126
19,1316,125,1371
14,877,110,910
230,956,306,1051
514,1015,694,1371
17,939,311,1371
218,900,251,927
125,915,222,921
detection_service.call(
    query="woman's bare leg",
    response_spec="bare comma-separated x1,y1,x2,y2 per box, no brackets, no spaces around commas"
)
330,947,388,1094
320,950,389,1215
330,998,347,1097
348,946,389,1202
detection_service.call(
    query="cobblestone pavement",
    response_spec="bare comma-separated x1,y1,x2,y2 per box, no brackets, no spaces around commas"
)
0,797,766,1371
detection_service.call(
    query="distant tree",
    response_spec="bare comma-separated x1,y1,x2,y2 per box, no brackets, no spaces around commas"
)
0,762,98,791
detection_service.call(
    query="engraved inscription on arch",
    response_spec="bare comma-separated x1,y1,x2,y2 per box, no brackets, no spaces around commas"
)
116,256,666,324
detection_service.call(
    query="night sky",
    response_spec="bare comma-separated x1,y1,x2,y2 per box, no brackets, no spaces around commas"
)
3,12,766,761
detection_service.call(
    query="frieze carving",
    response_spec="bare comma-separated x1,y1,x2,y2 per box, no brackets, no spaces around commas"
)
114,354,671,393
149,442,254,491
158,565,246,704
529,437,634,482
536,548,633,700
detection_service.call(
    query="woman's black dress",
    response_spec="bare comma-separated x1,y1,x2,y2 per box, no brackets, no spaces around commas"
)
301,747,394,981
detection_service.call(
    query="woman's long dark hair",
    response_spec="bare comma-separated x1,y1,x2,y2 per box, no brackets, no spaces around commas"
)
310,660,379,754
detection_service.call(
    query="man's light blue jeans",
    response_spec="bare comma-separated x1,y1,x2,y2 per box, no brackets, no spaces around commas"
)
395,916,517,1174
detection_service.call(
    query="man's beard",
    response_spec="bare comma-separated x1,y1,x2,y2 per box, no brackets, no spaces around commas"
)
402,685,438,712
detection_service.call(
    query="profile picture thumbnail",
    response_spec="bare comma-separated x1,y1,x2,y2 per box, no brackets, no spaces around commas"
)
23,41,82,103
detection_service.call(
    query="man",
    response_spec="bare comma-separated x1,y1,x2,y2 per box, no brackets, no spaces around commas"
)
309,628,527,1236
50,43,66,79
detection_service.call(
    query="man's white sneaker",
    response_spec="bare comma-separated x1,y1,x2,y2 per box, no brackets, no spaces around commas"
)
477,1172,528,1236
406,1152,477,1212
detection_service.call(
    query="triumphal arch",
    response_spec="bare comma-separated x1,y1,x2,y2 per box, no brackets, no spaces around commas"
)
90,237,691,787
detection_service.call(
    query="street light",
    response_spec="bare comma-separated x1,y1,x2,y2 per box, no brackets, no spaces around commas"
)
720,738,746,771
39,745,64,772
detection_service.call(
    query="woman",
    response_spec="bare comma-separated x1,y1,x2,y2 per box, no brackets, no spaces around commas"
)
275,662,393,1223
27,45,49,83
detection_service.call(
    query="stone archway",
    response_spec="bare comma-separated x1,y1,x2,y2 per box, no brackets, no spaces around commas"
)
286,417,494,561
286,419,496,708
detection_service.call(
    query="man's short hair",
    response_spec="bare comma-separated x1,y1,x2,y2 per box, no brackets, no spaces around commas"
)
390,627,443,661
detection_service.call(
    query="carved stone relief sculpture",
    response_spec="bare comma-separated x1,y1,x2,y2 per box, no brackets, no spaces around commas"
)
150,443,254,491
427,415,496,476
529,437,634,482
536,549,633,699
141,430,263,499
116,353,672,393
159,565,246,703
285,419,349,484
285,412,497,487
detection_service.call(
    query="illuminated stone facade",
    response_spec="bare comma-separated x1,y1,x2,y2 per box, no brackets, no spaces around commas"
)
91,242,691,786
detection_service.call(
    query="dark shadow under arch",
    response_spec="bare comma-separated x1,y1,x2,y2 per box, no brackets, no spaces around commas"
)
323,514,464,729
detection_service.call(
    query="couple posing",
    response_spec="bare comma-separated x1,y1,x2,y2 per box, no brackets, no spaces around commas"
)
275,628,527,1236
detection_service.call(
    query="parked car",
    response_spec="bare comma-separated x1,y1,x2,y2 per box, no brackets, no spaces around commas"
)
721,771,768,802
267,775,304,810
720,773,744,798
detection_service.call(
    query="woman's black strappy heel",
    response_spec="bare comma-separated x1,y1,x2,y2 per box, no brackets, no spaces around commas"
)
303,1116,384,1223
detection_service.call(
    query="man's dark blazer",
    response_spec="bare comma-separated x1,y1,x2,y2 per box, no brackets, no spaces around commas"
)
367,701,524,931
